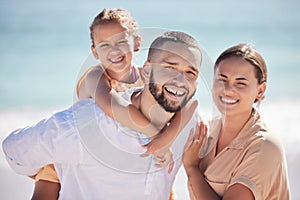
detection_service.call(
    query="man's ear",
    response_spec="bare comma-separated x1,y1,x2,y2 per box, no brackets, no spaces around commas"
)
91,45,99,59
140,61,151,82
134,36,142,52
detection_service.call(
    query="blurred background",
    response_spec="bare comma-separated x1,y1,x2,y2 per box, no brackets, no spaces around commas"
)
0,0,299,199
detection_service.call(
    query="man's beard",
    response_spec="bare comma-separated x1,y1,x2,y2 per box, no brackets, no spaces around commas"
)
149,73,195,113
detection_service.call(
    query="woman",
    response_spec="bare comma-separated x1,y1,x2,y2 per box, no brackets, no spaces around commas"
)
183,43,290,200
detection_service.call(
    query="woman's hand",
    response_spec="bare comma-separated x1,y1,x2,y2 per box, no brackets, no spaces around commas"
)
183,121,207,172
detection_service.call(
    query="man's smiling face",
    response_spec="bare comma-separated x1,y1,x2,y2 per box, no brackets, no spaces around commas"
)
148,41,201,112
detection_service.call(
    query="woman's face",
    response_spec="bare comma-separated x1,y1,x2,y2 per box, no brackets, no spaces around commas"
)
212,56,266,117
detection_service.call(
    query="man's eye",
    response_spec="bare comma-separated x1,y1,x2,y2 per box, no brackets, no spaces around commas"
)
186,71,197,77
164,66,174,70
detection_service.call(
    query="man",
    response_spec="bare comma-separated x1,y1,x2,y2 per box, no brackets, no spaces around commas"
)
3,31,203,199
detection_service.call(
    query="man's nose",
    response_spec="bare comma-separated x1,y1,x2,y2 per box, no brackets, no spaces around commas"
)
172,71,186,84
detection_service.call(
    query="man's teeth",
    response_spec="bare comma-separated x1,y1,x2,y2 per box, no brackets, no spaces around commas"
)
166,87,184,96
221,97,238,104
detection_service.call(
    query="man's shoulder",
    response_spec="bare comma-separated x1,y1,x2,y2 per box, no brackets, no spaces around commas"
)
52,99,99,127
73,98,96,108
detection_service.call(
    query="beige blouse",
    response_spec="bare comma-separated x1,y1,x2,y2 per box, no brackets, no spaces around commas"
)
190,111,290,200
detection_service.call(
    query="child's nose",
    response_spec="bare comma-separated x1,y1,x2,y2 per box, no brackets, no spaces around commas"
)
109,46,122,54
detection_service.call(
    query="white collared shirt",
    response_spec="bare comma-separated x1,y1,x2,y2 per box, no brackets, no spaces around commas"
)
3,94,202,199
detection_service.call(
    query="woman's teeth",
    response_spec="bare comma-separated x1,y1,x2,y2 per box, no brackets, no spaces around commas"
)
220,96,238,104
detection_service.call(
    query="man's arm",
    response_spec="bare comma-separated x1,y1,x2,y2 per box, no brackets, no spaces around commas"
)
2,117,58,176
1,106,80,177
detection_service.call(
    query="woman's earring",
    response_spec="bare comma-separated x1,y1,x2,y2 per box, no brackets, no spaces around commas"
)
254,100,261,120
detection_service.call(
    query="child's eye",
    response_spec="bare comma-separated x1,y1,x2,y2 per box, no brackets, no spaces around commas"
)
98,43,109,48
118,40,128,45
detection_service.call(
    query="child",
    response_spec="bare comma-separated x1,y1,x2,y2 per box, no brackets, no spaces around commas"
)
31,8,196,200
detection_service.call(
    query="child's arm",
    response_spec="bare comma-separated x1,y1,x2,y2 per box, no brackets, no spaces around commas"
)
32,181,60,200
77,66,100,100
153,146,174,174
77,67,159,137
141,99,198,156
30,164,60,200
95,73,160,137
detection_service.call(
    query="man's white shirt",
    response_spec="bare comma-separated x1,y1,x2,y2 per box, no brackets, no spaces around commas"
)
3,89,202,200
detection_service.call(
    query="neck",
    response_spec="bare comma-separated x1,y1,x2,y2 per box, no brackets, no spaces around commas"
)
221,109,253,138
106,65,136,84
132,87,174,130
216,109,253,155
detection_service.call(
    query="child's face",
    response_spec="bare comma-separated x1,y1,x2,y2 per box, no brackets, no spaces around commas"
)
91,23,136,78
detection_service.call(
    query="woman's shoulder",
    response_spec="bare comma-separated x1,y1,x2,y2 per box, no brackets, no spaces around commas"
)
248,130,286,161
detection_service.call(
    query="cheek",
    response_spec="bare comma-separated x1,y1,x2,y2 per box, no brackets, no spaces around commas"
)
238,87,258,102
212,83,223,102
119,43,133,53
212,88,219,104
96,48,109,57
98,53,107,63
154,71,172,83
212,81,223,94
188,81,197,93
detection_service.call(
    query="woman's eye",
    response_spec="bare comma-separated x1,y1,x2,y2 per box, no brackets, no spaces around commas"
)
234,82,247,88
237,82,247,86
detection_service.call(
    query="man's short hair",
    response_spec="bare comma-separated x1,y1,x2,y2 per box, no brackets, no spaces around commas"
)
147,31,201,62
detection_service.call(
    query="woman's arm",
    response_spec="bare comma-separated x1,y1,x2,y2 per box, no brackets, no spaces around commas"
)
183,123,254,200
183,122,219,200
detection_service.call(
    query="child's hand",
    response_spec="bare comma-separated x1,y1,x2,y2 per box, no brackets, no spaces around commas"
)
153,147,174,174
183,121,207,170
141,99,198,157
140,132,171,157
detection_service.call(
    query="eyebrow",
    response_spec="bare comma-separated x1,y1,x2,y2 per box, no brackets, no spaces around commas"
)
163,59,199,73
217,73,248,81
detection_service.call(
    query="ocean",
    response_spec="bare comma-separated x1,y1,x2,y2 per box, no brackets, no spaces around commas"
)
0,0,299,199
